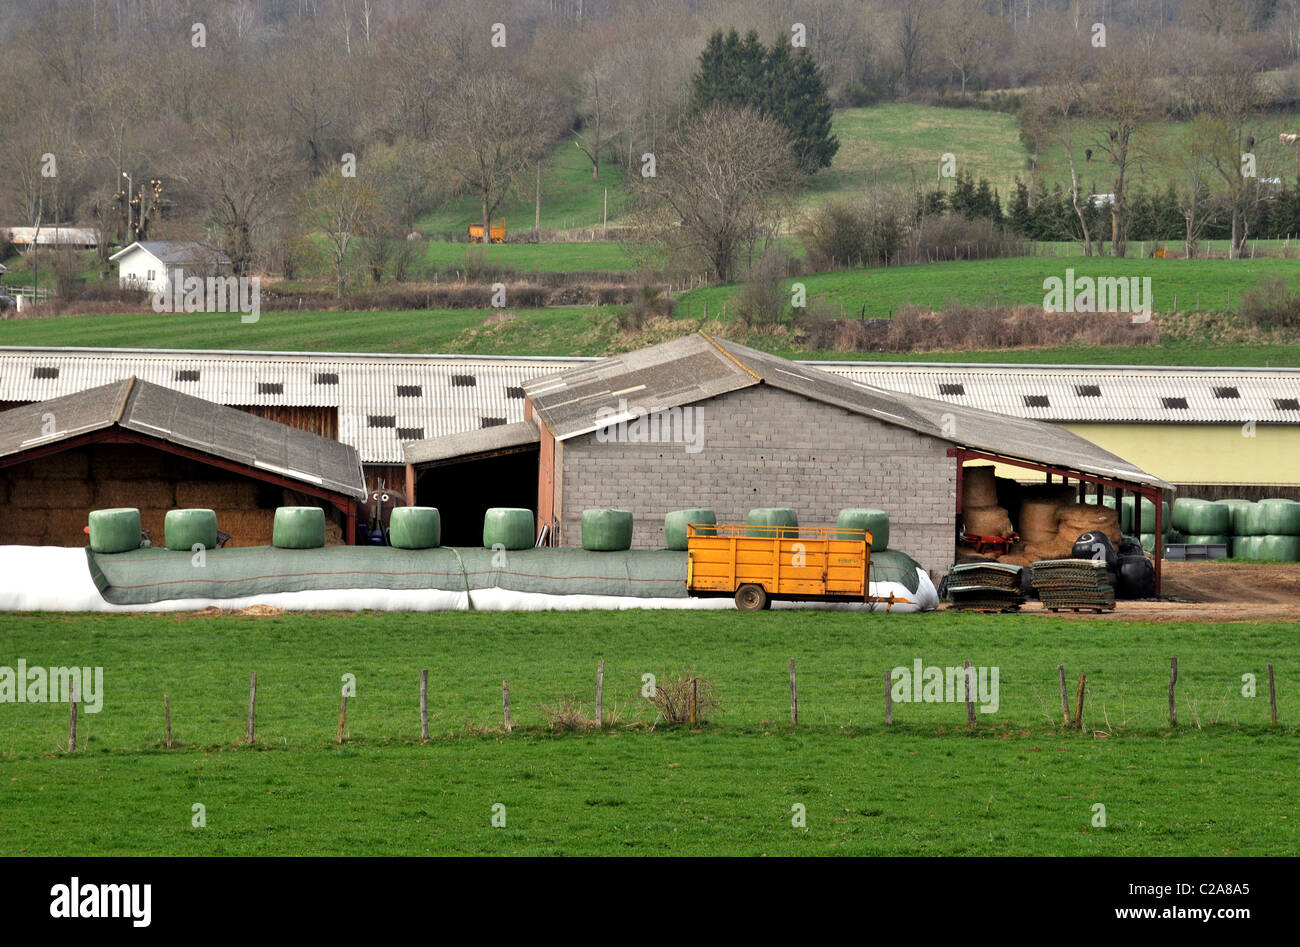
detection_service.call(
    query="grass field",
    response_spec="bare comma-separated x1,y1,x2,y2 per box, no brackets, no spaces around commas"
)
677,255,1300,319
0,609,1295,856
3,304,1299,366
416,142,636,234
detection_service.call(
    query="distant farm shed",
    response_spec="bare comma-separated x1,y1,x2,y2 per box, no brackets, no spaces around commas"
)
0,377,366,547
3,226,98,249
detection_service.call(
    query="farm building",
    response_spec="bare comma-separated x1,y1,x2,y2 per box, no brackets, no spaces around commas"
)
402,334,1170,581
822,361,1300,498
108,241,232,295
0,347,1295,498
2,226,98,249
0,377,366,548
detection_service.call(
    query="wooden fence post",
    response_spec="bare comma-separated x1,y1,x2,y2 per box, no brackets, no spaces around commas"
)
1058,665,1070,726
503,680,512,733
337,693,348,745
596,660,604,727
964,660,976,726
885,670,893,725
690,677,698,725
1169,656,1178,727
1073,674,1087,729
246,671,257,744
1268,663,1277,725
68,679,78,753
789,658,798,725
164,692,172,748
419,670,429,742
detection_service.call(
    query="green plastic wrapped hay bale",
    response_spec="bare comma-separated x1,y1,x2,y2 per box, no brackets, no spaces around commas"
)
272,506,326,549
1214,499,1254,535
88,507,141,553
1122,497,1170,534
1139,532,1158,554
1181,533,1230,547
581,509,633,551
664,509,716,550
1173,498,1228,535
1240,503,1269,536
389,507,440,549
164,509,218,551
1254,534,1300,561
1230,535,1259,559
483,508,534,550
836,508,889,549
1259,498,1300,535
746,508,799,539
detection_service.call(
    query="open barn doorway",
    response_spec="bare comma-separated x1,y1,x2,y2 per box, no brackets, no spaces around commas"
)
412,447,540,547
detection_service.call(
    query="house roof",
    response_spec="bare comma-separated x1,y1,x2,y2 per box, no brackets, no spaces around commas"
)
524,334,1171,489
108,241,232,266
404,419,539,466
0,377,367,499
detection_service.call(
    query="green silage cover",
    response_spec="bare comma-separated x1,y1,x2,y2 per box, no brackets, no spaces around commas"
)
85,544,929,605
868,549,922,594
87,546,690,605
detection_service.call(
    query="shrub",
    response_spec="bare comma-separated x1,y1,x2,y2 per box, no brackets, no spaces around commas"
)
540,695,599,733
734,247,793,326
617,284,674,331
798,200,873,270
1240,275,1300,329
913,214,1028,263
647,670,720,726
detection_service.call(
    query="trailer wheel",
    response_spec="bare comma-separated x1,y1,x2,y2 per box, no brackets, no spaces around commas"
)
735,584,769,611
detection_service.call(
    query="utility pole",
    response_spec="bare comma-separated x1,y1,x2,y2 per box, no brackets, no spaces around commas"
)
122,171,133,240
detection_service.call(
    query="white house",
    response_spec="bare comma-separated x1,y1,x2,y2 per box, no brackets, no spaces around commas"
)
109,241,233,295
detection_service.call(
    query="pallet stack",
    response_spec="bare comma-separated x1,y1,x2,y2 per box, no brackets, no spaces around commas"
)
1031,559,1115,612
946,561,1025,612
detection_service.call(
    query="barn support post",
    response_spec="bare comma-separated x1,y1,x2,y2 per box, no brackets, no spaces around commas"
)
1152,488,1164,597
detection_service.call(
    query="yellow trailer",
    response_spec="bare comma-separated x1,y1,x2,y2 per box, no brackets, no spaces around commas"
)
686,523,904,610
468,222,507,244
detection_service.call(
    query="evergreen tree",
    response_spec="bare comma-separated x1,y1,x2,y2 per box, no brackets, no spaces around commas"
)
689,30,839,172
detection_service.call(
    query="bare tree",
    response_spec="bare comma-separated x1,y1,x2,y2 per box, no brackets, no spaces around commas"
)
1187,54,1273,258
1028,40,1099,254
298,168,378,298
637,105,799,283
439,72,556,245
896,0,936,94
1088,54,1162,258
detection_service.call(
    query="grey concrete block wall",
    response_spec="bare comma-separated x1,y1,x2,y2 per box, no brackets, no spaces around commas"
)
558,386,957,576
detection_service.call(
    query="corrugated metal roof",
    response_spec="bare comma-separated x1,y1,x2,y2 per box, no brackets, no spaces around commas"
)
0,349,586,464
3,346,1298,465
404,419,539,465
527,334,1170,489
0,377,366,499
818,363,1300,424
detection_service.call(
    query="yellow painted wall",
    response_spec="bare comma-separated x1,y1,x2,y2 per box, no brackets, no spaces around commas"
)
1060,424,1300,485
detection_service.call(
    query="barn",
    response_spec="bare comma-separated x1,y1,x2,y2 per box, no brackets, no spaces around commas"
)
405,334,1170,584
0,377,366,548
1,346,1294,501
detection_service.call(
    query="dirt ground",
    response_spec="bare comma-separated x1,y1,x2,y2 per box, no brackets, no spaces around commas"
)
1022,561,1300,623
